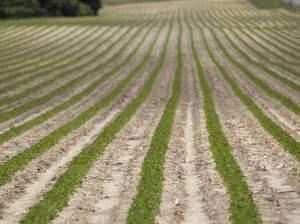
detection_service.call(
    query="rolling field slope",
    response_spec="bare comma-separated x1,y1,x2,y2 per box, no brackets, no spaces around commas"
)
0,0,299,223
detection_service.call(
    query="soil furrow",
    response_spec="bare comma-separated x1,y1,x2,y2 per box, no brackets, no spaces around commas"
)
0,27,68,65
0,26,162,222
0,24,146,129
157,27,229,224
229,29,300,82
0,26,94,64
19,23,168,224
204,29,300,140
199,16,300,224
244,29,300,64
0,23,158,150
0,26,128,110
207,55,300,224
0,27,54,58
0,24,156,164
219,28,300,89
0,30,129,115
0,27,94,86
52,25,173,224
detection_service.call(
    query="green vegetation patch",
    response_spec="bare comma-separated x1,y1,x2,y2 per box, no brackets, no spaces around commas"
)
0,28,106,97
228,28,300,79
188,17,262,224
208,28,300,115
0,20,147,123
249,0,300,12
126,19,179,224
194,17,300,161
21,19,168,224
249,0,282,9
0,19,160,187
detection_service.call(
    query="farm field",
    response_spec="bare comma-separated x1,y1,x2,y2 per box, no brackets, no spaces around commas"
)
0,0,299,223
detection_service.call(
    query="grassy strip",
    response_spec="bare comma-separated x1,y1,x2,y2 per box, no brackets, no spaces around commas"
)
0,26,30,44
0,27,51,58
0,25,132,90
202,10,300,75
229,30,300,79
0,19,162,188
205,8,246,29
0,29,73,67
0,20,141,70
0,27,105,70
0,27,91,78
0,27,67,62
0,20,158,146
210,8,299,35
222,30,300,87
248,0,299,12
270,29,300,47
0,27,121,93
288,30,300,38
263,28,300,52
238,29,300,66
194,17,300,161
0,28,123,103
279,30,300,43
21,20,170,224
233,14,300,40
0,27,106,94
188,15,262,224
0,16,149,27
252,29,300,60
126,18,180,224
248,0,281,9
0,20,151,122
221,30,300,88
207,27,300,116
211,9,299,61
284,33,300,41
0,27,103,81
0,13,147,73
0,26,46,45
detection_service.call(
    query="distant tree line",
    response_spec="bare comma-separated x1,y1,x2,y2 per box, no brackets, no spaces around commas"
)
0,0,102,18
